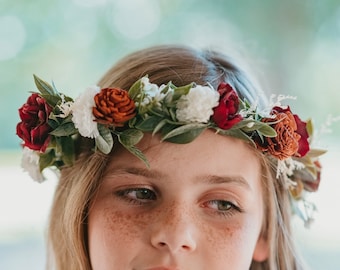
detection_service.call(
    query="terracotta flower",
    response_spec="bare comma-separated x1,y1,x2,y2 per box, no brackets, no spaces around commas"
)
256,106,301,160
16,93,53,152
93,88,136,127
212,83,243,129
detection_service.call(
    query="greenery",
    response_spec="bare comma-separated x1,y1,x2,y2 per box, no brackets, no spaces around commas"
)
1,0,339,152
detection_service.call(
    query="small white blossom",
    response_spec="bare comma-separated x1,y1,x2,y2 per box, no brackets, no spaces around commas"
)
176,85,219,123
269,94,296,108
246,121,255,128
141,77,160,97
72,86,100,138
276,158,305,188
138,77,166,109
21,147,45,183
57,94,74,118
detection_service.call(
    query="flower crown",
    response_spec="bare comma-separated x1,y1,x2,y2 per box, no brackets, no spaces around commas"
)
17,75,326,225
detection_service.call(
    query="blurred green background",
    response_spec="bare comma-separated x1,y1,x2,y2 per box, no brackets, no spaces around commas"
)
0,0,339,269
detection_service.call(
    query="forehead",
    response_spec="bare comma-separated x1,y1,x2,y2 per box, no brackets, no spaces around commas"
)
106,130,261,189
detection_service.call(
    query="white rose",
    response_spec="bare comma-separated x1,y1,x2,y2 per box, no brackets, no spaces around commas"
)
21,147,45,182
176,85,219,123
72,86,100,138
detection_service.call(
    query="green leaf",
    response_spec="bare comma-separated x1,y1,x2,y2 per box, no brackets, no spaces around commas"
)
119,129,144,147
257,125,277,137
235,120,277,138
39,150,56,171
95,125,114,154
60,136,75,166
33,75,59,96
135,116,162,132
305,148,327,158
123,145,149,167
128,77,143,100
128,116,137,128
168,107,177,121
152,119,170,135
306,118,314,137
40,93,62,107
117,131,149,167
50,122,78,136
161,123,207,143
172,83,193,101
215,128,256,146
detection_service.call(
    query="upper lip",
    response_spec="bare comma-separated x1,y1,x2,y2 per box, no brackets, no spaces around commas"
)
145,267,179,270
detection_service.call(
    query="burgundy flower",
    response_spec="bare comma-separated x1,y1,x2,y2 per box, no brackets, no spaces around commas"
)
293,114,310,157
212,83,243,129
16,93,53,152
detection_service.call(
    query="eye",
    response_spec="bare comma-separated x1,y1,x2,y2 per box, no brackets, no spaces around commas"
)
203,200,242,218
211,200,233,211
115,188,157,205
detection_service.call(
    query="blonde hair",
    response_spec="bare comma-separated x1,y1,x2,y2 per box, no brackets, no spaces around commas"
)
47,45,304,270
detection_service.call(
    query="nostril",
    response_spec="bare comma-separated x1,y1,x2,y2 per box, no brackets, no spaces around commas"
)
158,242,167,247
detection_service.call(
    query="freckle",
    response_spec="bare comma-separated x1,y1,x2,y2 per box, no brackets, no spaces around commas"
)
103,207,153,245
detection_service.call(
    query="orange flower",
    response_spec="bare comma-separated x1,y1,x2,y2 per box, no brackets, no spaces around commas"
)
93,88,136,127
256,108,301,160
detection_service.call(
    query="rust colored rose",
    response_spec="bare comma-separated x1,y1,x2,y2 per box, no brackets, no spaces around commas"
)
93,88,136,127
256,107,301,160
16,93,53,152
212,83,243,129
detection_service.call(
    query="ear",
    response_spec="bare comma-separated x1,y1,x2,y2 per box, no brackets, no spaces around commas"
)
252,234,269,262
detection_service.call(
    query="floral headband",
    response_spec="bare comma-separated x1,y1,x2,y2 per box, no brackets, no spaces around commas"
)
16,75,326,225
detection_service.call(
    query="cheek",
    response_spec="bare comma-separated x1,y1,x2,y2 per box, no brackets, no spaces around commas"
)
89,207,150,246
200,218,262,266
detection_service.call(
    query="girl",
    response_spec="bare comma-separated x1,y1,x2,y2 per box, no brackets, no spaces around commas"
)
16,45,324,269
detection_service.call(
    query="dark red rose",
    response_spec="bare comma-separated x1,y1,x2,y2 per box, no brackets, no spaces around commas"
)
16,93,53,152
293,114,310,157
212,83,243,129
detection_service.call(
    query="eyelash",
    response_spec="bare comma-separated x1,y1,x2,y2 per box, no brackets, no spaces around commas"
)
115,187,157,205
204,200,243,218
115,187,242,218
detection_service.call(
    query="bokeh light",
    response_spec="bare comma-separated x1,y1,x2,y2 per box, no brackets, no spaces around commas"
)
0,0,339,269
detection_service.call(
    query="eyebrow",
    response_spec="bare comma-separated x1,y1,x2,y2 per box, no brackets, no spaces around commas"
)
104,167,165,179
105,167,251,190
196,175,251,190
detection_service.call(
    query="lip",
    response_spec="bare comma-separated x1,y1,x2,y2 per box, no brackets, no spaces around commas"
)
145,267,178,270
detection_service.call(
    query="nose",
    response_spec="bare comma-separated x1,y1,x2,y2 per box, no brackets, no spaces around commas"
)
150,203,197,253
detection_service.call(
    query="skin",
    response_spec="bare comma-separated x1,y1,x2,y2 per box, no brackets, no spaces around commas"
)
88,130,268,270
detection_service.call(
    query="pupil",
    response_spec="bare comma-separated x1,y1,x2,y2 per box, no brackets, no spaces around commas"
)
218,201,231,210
136,189,153,199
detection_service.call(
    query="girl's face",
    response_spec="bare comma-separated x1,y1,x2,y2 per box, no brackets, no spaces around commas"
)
88,130,268,270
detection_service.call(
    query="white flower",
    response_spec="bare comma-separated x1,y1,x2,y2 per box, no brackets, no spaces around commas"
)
72,86,100,138
276,158,305,188
21,147,45,183
176,85,219,123
141,76,159,97
138,77,166,109
57,94,74,118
